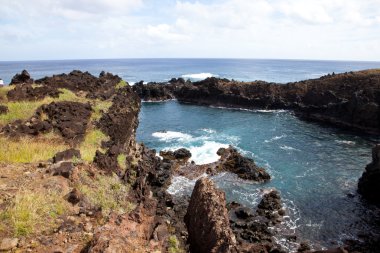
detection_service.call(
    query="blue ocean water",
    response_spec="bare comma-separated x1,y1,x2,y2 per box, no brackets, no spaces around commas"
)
138,101,379,251
1,58,379,251
1,58,380,84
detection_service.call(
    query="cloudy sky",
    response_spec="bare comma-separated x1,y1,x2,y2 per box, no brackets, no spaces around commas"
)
0,0,379,61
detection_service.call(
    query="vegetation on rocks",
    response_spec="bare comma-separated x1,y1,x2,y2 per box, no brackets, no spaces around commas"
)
77,172,134,216
79,129,109,162
0,189,70,236
0,134,69,163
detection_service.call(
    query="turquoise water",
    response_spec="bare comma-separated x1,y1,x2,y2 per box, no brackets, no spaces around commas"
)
137,101,379,250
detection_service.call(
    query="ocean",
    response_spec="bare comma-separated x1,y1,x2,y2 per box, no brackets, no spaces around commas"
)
1,58,380,251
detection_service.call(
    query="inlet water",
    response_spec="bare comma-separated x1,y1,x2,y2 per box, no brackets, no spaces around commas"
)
137,100,379,250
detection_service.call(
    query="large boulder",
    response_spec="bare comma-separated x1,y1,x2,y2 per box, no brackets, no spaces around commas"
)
358,144,380,204
10,70,33,85
184,177,237,253
217,147,271,182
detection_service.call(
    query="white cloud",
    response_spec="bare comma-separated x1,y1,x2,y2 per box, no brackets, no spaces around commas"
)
0,0,379,60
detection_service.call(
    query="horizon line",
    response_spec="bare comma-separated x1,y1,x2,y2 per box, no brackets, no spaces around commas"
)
1,57,380,64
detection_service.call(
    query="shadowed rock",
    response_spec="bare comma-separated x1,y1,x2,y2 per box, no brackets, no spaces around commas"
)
358,144,380,205
0,105,8,115
185,177,238,253
10,70,33,85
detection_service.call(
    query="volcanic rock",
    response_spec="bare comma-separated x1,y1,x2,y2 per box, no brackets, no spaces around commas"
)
7,83,61,101
40,101,92,143
358,144,380,204
10,70,33,85
53,148,81,163
184,177,238,253
0,105,8,115
217,147,271,182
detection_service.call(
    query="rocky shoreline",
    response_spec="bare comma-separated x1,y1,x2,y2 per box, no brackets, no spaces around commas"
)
0,70,378,252
132,70,380,135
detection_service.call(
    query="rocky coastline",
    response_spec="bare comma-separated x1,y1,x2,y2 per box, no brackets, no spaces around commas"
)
133,70,380,135
0,70,378,252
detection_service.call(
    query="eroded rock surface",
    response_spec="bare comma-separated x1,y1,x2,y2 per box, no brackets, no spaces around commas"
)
185,177,238,253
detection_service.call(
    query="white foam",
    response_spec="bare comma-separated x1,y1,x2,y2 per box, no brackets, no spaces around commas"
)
265,134,287,143
182,73,217,80
189,141,229,164
280,145,300,151
335,140,356,145
152,131,192,142
167,174,207,196
200,128,216,134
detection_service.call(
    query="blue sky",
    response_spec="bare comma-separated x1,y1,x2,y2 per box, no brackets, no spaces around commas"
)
0,0,379,61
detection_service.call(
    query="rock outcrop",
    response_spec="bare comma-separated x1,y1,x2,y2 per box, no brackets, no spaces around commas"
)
134,70,380,134
7,83,61,101
184,177,238,253
36,70,122,100
10,70,33,85
217,147,271,182
228,190,285,252
358,144,380,204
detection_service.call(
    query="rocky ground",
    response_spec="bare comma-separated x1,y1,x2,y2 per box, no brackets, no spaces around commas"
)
0,70,378,253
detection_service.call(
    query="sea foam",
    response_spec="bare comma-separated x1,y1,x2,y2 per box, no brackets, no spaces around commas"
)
152,131,192,142
182,73,217,80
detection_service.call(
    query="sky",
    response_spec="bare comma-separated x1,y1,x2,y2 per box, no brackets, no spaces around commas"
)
0,0,380,61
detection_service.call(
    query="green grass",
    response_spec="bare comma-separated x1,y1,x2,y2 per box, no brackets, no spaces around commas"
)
117,153,127,170
0,88,87,127
79,129,109,162
0,135,70,163
115,80,128,89
77,172,134,216
91,100,113,121
0,189,69,236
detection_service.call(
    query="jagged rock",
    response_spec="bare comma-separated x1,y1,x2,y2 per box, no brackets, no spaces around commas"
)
53,149,81,163
217,147,271,182
36,70,122,100
358,144,380,204
7,83,60,101
10,70,33,85
256,190,283,223
51,162,74,179
184,177,237,253
40,101,92,143
0,105,8,115
160,148,192,162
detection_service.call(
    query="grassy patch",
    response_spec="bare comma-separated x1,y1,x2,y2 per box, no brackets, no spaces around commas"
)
0,189,69,236
79,129,109,162
0,135,69,163
117,153,127,170
168,235,182,253
77,172,134,216
115,80,127,89
0,86,14,102
91,100,113,121
0,88,87,127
